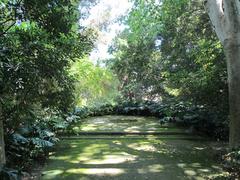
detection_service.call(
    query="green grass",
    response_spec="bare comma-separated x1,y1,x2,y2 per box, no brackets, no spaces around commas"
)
71,115,186,134
41,116,227,180
42,138,227,180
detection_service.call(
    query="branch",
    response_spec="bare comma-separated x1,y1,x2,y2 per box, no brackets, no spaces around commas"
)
236,0,240,15
0,22,16,37
223,0,240,34
205,0,226,43
0,0,23,37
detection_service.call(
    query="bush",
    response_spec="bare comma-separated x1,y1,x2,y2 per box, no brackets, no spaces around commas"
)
2,109,68,177
0,167,21,180
70,100,228,140
5,123,59,171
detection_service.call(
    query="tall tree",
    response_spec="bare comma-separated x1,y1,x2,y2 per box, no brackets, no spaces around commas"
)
206,0,240,148
0,0,95,168
0,106,5,169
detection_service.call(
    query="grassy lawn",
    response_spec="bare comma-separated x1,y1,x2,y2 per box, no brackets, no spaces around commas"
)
71,115,186,134
42,137,227,180
41,116,227,180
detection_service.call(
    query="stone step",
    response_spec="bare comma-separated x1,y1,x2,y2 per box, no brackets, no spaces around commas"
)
59,134,207,140
65,131,190,136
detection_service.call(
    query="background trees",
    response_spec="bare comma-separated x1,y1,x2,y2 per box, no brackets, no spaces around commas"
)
109,0,227,104
70,57,120,107
108,0,228,137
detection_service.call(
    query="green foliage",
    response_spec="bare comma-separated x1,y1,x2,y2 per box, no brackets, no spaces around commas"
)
108,0,165,101
5,118,59,167
74,105,115,118
158,0,227,109
61,100,227,139
0,167,21,180
1,115,61,179
107,0,228,139
109,0,227,105
70,57,120,106
0,0,95,176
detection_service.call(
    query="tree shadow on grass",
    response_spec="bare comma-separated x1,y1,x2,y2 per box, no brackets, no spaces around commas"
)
42,138,226,180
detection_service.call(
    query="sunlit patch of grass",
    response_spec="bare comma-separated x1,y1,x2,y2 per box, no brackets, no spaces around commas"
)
198,168,210,172
184,169,197,176
80,124,98,131
66,168,125,175
42,170,64,179
89,155,134,164
193,147,207,150
112,140,122,145
177,163,187,168
77,153,136,165
190,163,202,168
137,164,164,174
148,164,165,172
127,142,158,152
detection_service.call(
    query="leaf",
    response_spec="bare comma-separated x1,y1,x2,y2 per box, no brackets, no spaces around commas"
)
12,133,29,144
30,138,54,148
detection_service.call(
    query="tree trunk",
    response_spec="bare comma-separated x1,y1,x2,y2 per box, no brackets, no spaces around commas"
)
206,0,240,149
224,39,240,149
0,105,6,169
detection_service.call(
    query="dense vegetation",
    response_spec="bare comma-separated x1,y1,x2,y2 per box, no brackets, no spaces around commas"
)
0,0,239,179
70,57,120,107
108,0,228,131
0,0,95,178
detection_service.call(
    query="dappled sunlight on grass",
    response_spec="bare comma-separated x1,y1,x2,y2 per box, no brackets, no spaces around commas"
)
175,161,227,180
137,164,164,174
184,170,198,176
127,142,158,152
43,168,125,179
42,137,226,179
80,154,136,165
66,168,125,175
80,124,99,131
112,140,122,145
43,169,64,178
42,116,227,179
72,115,186,133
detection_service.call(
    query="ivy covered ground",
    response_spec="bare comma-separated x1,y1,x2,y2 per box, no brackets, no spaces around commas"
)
41,116,228,180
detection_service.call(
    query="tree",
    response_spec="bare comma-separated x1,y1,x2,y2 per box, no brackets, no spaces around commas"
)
108,0,166,101
0,0,95,168
206,0,240,148
0,106,5,169
109,0,227,108
70,57,120,107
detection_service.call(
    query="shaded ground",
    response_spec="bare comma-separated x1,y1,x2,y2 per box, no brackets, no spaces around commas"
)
41,116,227,180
